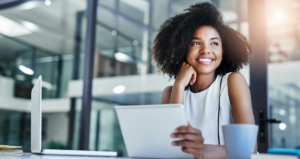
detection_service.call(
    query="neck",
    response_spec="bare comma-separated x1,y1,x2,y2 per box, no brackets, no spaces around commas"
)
190,71,216,93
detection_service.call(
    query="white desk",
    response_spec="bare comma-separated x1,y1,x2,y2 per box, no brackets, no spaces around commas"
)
0,153,132,159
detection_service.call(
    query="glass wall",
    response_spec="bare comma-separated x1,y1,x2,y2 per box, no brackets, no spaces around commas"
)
0,0,87,152
266,0,300,149
0,0,87,98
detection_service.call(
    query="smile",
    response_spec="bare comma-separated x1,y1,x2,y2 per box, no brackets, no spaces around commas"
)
196,58,214,65
197,59,213,62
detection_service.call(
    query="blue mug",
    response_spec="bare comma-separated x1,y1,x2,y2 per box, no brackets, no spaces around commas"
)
222,124,258,159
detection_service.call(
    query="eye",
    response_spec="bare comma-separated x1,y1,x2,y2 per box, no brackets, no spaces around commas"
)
212,42,219,46
191,42,200,45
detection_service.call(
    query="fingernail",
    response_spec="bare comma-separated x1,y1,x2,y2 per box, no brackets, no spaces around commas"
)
175,129,178,132
171,134,174,137
172,142,175,145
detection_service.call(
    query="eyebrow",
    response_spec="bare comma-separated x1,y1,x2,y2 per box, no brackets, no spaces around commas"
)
191,37,220,41
211,37,220,41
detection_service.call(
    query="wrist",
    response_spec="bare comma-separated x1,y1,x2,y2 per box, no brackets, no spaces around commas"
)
200,145,206,159
173,81,185,89
194,152,204,159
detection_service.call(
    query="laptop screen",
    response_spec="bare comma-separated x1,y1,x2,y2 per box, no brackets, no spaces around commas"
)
31,75,42,153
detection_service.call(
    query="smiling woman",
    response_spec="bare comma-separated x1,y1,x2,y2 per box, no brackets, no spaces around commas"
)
186,26,223,77
153,3,251,80
153,2,255,159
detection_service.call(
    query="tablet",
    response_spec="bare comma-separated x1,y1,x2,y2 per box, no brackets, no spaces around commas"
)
115,104,194,158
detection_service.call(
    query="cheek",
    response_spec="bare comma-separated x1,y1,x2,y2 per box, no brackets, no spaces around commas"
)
215,49,223,60
214,49,223,66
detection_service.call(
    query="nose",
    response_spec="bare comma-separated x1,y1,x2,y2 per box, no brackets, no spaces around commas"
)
201,43,211,54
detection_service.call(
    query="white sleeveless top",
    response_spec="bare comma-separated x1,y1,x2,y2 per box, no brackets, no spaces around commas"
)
184,73,233,145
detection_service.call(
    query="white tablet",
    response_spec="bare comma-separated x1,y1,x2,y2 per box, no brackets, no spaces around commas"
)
115,104,194,158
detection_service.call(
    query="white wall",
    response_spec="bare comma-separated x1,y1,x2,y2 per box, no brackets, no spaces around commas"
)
0,97,70,112
0,76,14,97
68,74,174,97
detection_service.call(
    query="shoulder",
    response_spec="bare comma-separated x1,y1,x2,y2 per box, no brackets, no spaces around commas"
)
227,72,246,85
219,72,246,88
161,86,173,104
163,86,173,94
226,72,249,97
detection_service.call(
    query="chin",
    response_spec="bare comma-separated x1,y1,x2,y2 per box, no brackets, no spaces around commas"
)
195,68,215,75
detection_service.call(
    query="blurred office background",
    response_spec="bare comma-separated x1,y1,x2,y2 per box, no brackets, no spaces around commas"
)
0,0,298,156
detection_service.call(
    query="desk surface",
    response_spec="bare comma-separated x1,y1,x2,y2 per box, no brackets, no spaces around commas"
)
0,153,131,159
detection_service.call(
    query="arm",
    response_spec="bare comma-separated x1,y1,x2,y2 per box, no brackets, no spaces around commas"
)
227,72,257,152
161,62,197,105
228,72,255,124
202,145,226,158
161,85,185,104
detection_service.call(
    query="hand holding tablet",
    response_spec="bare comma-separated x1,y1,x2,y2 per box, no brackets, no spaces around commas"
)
171,121,204,159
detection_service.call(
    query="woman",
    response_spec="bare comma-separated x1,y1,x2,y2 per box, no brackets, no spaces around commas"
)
153,2,255,159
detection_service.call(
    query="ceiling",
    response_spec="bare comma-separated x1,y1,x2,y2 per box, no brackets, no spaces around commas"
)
0,0,246,62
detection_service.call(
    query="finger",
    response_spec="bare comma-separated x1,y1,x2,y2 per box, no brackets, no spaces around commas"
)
175,126,201,135
190,74,195,85
172,140,200,149
190,74,194,85
182,147,202,156
187,121,192,127
171,133,197,141
193,71,197,83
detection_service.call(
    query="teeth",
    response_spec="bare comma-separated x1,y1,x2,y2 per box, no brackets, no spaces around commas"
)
198,59,212,61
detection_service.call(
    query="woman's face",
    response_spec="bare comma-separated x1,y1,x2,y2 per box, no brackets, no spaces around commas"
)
186,26,223,74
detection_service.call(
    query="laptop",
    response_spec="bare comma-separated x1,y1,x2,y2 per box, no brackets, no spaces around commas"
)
115,104,194,158
31,75,117,156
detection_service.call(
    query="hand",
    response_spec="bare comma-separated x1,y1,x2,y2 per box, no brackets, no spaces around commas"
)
175,62,197,88
171,121,204,159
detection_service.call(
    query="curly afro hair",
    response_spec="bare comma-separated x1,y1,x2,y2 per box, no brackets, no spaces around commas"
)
153,2,252,79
